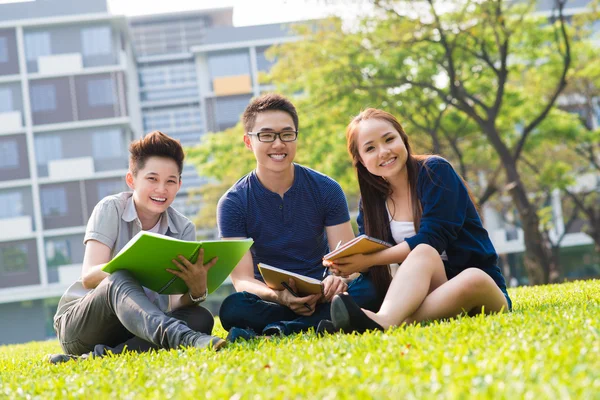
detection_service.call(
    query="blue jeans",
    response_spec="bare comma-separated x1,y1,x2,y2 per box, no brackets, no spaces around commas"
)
219,273,381,335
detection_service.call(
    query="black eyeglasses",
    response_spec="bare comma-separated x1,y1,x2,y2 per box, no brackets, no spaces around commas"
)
247,130,298,143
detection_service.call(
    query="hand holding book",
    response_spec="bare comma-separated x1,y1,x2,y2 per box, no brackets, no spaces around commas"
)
277,279,320,316
322,235,393,277
166,249,216,299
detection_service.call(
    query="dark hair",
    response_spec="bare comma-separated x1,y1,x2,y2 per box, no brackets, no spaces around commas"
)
346,109,426,297
346,108,481,297
242,93,299,133
129,130,185,177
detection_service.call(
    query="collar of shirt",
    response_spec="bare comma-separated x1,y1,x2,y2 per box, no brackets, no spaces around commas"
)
121,194,178,235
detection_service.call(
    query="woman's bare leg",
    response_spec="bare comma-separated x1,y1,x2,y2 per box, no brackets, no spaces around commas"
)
362,244,448,328
363,245,508,328
404,268,509,324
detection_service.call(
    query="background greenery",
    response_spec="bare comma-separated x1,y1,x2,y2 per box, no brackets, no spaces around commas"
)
1,280,599,399
187,0,600,286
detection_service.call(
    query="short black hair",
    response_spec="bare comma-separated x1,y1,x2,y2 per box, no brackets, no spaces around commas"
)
242,93,299,133
129,131,184,177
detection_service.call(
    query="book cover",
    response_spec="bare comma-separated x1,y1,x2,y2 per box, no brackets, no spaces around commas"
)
258,263,323,295
323,234,392,261
102,231,253,294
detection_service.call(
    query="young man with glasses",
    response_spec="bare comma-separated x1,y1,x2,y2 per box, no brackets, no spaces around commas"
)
217,93,381,340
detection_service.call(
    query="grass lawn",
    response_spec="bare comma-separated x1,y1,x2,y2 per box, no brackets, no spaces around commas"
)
1,280,599,399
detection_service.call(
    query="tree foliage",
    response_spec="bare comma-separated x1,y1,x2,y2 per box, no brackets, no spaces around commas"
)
187,0,599,283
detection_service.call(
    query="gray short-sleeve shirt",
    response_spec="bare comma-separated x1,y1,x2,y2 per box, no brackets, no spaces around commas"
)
54,192,196,323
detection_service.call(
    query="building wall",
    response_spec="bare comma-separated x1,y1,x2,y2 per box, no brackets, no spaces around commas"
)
0,300,50,345
0,0,139,345
0,0,107,22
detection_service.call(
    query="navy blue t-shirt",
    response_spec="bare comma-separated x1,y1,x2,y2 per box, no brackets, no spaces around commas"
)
217,164,350,280
357,157,507,289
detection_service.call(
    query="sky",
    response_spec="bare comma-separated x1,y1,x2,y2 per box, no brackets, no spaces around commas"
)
106,0,356,27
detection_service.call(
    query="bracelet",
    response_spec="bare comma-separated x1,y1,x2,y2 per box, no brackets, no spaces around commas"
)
188,288,208,304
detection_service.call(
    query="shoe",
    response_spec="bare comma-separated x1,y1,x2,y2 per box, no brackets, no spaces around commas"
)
47,353,83,364
191,333,227,351
331,294,384,334
262,323,285,337
316,319,338,336
225,327,257,343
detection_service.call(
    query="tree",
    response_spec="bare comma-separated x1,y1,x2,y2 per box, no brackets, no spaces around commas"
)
269,0,576,284
188,1,598,284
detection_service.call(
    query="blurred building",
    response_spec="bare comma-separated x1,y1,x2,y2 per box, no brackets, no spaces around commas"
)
130,11,297,223
0,0,297,345
0,0,140,344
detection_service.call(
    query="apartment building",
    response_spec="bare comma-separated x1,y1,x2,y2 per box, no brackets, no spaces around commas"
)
0,0,141,344
0,1,299,345
130,11,298,222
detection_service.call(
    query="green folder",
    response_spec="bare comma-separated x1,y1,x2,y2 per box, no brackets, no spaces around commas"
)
102,231,253,294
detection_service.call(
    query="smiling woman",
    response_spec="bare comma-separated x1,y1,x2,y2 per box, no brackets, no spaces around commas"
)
328,108,512,334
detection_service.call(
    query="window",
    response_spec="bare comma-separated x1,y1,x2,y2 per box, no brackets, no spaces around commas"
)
92,129,122,159
81,26,112,56
0,191,23,219
0,87,12,113
97,180,124,200
143,106,202,132
30,84,56,112
0,37,8,63
141,86,198,102
24,31,51,61
0,140,19,169
208,52,251,79
87,78,115,106
138,62,196,88
256,47,276,72
0,244,28,274
40,186,68,217
34,135,62,166
45,239,71,268
216,95,252,127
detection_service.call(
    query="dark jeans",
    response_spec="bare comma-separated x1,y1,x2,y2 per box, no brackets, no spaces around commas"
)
219,273,381,335
55,270,214,356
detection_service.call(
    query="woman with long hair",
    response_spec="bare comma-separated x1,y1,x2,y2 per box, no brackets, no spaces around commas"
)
325,108,512,333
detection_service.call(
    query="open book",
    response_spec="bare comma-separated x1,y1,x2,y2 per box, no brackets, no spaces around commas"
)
323,234,392,261
102,231,253,295
258,263,323,295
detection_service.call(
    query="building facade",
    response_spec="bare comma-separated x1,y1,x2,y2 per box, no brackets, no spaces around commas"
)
130,11,298,223
0,0,298,345
0,0,142,344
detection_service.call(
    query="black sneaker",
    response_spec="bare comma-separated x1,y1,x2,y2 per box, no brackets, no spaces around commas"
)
226,327,257,343
316,319,338,336
331,293,384,334
47,353,82,364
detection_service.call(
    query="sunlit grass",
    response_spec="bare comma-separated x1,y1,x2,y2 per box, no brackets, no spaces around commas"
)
1,280,599,399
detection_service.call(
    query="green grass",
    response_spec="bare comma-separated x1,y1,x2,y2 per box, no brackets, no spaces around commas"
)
1,280,599,399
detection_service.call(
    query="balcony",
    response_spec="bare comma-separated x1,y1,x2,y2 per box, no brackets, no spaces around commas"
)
0,111,22,134
37,53,83,75
0,216,34,242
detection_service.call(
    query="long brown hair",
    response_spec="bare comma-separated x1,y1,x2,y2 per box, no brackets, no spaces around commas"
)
346,108,481,297
346,109,429,297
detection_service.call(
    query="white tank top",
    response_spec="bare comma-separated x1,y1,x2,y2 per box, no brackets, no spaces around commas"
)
386,203,448,261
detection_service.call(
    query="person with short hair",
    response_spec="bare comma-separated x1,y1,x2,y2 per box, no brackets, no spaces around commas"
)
50,131,224,363
217,94,382,340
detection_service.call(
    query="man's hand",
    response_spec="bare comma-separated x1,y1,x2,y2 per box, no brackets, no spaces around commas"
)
323,253,372,277
166,249,217,298
321,275,348,303
273,279,321,316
